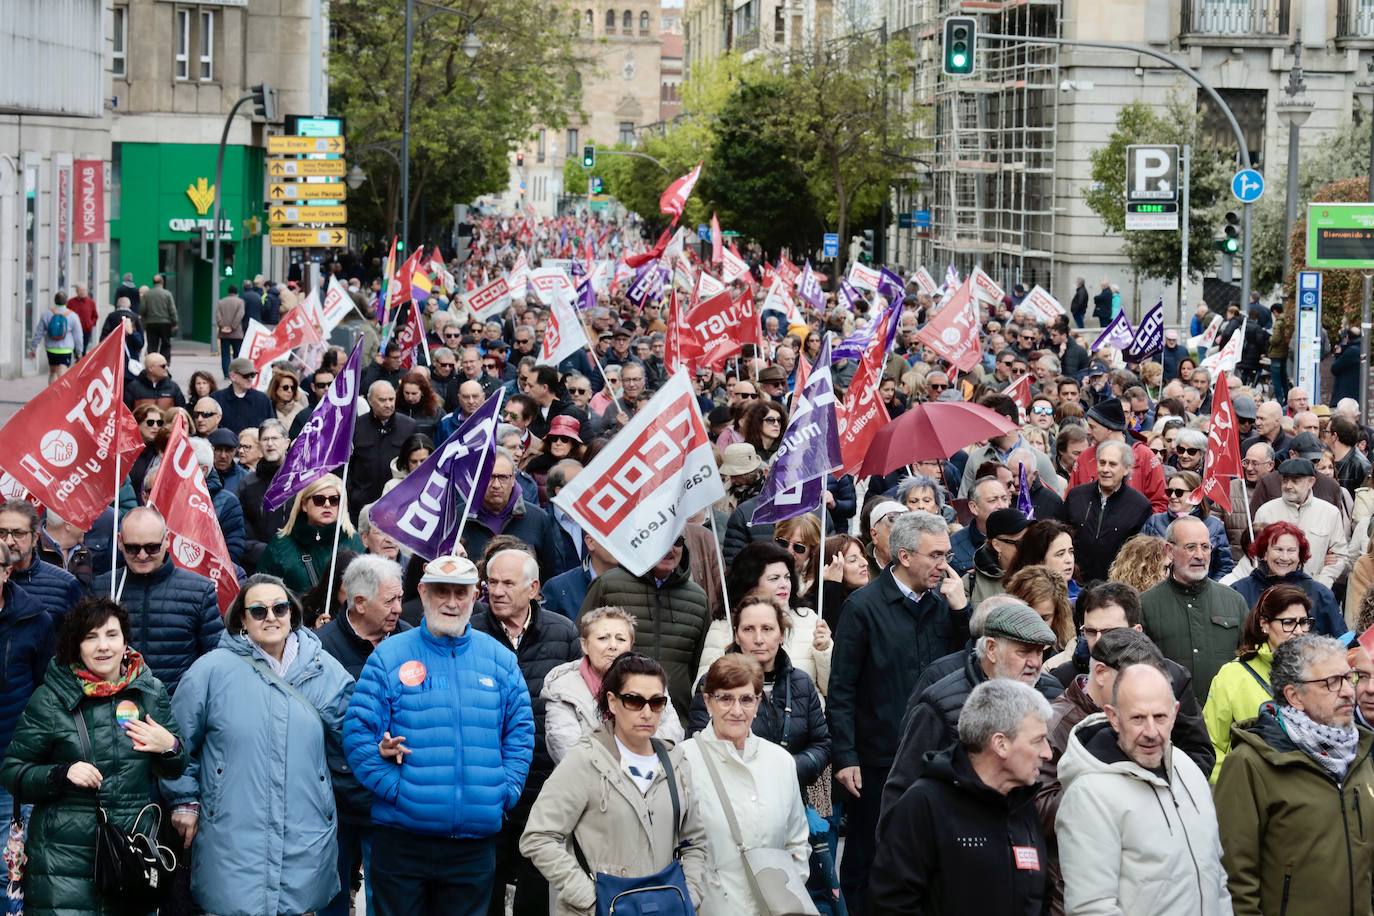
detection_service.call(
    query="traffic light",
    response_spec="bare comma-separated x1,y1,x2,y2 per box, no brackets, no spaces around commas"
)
221,242,235,277
860,230,875,264
250,84,275,121
590,176,604,194
1222,210,1240,254
583,145,596,168
943,17,977,77
516,151,524,167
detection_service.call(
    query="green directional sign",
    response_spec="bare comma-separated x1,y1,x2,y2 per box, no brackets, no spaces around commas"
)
1307,203,1374,269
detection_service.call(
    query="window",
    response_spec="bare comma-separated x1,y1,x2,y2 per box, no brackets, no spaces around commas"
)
112,6,128,77
622,10,632,30
606,9,615,31
774,6,784,42
618,121,635,145
566,128,579,158
198,10,214,80
174,8,190,80
640,10,650,33
586,8,593,28
537,129,546,163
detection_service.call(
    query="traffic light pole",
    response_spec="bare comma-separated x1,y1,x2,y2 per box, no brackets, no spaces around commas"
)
979,32,1253,311
210,92,257,340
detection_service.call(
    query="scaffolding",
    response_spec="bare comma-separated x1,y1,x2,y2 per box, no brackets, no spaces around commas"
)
907,0,1061,292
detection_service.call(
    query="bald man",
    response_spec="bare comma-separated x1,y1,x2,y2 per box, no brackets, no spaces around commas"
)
347,381,417,516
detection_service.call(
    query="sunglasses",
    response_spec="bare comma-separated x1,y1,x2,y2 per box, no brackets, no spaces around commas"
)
278,384,297,392
237,370,259,379
1165,488,1190,497
193,411,218,420
1176,447,1201,456
735,392,758,399
929,383,948,391
775,538,808,556
567,387,589,395
613,691,669,712
143,418,164,428
1031,405,1054,416
246,601,291,622
309,494,342,508
122,542,163,557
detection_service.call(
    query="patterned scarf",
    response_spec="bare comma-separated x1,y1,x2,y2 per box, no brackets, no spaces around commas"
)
1280,704,1361,781
72,648,146,697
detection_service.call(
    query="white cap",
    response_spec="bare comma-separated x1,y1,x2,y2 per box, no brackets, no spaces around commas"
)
420,555,478,585
870,500,909,525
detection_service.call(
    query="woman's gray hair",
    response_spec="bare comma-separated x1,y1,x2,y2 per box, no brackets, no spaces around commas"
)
1174,428,1207,452
1098,438,1135,469
341,555,403,603
888,511,949,556
957,679,1053,752
1271,634,1349,706
895,474,945,511
578,606,638,640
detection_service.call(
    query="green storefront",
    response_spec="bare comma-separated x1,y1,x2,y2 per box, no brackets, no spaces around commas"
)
110,143,265,343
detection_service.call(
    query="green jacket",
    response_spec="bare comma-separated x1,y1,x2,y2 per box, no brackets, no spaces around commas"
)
1,659,187,916
259,521,365,595
1140,576,1247,705
1215,707,1374,916
139,287,178,327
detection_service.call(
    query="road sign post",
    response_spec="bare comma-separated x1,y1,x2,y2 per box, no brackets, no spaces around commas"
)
266,135,345,155
269,228,347,247
822,233,840,259
1296,271,1322,405
1125,144,1180,232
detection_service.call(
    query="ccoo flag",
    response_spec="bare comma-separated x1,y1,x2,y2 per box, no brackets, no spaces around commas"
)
752,336,844,525
263,340,362,512
1126,300,1165,362
368,389,505,561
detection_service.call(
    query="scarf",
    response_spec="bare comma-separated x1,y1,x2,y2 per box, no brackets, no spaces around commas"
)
578,656,603,699
73,648,146,697
475,489,518,536
1280,704,1361,781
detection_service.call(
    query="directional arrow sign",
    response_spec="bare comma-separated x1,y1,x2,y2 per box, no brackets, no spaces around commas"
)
267,135,346,155
269,182,346,200
270,227,348,248
267,158,347,178
268,205,348,225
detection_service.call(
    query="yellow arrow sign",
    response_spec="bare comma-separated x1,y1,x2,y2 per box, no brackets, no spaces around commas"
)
268,205,348,225
267,158,347,178
268,182,347,200
267,135,345,155
270,227,348,247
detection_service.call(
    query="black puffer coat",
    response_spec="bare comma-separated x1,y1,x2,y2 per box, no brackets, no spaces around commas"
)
93,557,222,693
1,657,187,915
686,647,830,788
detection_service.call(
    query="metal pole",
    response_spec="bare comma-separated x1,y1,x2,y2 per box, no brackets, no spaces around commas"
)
1283,121,1299,283
1180,144,1190,326
1364,111,1374,426
878,18,888,269
211,95,254,332
402,0,414,252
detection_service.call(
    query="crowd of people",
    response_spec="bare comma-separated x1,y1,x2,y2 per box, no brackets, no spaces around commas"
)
4,231,1374,916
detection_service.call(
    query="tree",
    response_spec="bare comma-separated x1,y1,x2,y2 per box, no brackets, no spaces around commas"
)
1083,97,1229,283
330,0,583,241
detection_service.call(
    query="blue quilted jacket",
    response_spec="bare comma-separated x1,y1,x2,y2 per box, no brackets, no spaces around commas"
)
10,553,81,621
343,619,534,839
0,582,55,757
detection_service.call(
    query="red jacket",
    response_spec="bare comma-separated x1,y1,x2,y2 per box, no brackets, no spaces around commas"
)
1068,439,1167,513
66,295,98,335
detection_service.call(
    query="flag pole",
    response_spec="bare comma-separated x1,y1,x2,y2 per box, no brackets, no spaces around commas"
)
706,510,732,618
322,460,350,623
816,489,828,624
418,304,433,366
1240,477,1255,542
109,447,121,599
585,346,627,418
452,390,506,552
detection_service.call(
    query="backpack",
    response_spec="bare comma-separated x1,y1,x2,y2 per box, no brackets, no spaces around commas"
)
46,310,68,341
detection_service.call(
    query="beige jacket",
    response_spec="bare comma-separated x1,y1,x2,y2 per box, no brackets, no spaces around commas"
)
1253,494,1349,587
520,726,709,916
696,606,831,695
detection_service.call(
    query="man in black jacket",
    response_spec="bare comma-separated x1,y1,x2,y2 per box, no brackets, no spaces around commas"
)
1069,277,1088,328
869,679,1053,916
828,511,969,915
1048,318,1088,378
471,548,579,916
347,381,416,518
1057,440,1151,582
239,419,292,571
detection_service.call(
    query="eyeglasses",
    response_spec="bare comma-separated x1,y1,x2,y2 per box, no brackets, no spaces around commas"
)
308,494,342,508
709,692,761,709
121,541,163,557
489,473,515,484
0,528,33,541
1269,616,1315,633
236,370,259,380
142,418,164,428
1079,624,1124,640
1031,405,1054,416
762,416,781,425
193,411,219,420
1000,360,1015,367
443,331,462,338
245,601,291,622
613,691,669,712
1165,488,1190,497
775,538,809,556
928,383,949,392
314,381,332,390
1175,447,1201,456
1151,448,1166,458
1241,458,1272,468
567,387,589,395
278,384,297,393
735,392,758,399
1298,671,1361,692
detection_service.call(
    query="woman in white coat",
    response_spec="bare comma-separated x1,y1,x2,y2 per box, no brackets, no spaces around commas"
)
681,654,811,916
541,606,683,763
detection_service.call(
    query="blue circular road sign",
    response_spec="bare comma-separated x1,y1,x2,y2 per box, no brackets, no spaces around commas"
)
1231,169,1265,203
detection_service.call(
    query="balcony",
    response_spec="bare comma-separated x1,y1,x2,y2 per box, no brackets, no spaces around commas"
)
1339,0,1374,39
1180,0,1288,41
734,27,761,52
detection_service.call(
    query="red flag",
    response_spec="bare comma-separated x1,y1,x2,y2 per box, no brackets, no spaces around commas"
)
665,291,704,373
1005,374,1033,411
794,353,812,393
837,344,891,476
775,256,800,287
0,328,127,529
393,301,427,370
710,212,723,265
1200,371,1241,511
624,226,672,269
394,247,426,308
146,415,239,615
659,162,703,220
914,278,982,373
684,291,758,371
116,402,146,471
1359,626,1374,658
268,300,323,353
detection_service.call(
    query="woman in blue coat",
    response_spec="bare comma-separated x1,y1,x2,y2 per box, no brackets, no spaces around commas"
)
1140,470,1234,580
1231,520,1347,637
163,574,354,916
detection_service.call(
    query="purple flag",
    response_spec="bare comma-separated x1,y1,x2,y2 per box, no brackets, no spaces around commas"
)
832,297,901,363
797,261,825,310
1092,311,1135,352
626,261,666,308
576,278,597,312
838,279,862,311
1016,464,1035,521
1125,300,1164,363
262,340,362,512
877,268,905,305
368,389,505,560
751,336,844,525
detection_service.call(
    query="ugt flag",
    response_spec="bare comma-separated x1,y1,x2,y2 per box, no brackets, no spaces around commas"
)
1200,370,1242,511
263,340,362,512
369,389,505,560
752,336,843,525
553,373,724,576
1126,300,1165,362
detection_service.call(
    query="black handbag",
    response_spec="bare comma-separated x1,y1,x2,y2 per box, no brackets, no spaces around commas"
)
71,707,177,910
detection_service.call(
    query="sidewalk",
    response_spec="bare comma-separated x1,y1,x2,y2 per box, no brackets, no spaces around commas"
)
0,342,223,425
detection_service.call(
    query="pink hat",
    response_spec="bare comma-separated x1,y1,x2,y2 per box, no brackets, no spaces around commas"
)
547,414,583,444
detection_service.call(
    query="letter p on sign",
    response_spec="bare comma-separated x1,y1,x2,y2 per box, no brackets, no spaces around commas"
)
1127,145,1178,201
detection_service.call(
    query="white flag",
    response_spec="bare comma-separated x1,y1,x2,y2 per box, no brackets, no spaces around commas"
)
969,267,1005,306
722,245,750,284
848,262,881,292
1202,317,1246,375
1018,285,1065,324
540,293,590,367
695,270,726,301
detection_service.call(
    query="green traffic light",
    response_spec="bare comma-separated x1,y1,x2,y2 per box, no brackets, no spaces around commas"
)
1223,239,1239,254
951,51,967,67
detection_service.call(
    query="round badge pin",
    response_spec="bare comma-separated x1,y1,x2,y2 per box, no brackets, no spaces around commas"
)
115,700,140,728
398,660,427,687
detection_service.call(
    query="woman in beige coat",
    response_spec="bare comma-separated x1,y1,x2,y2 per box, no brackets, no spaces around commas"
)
521,653,709,916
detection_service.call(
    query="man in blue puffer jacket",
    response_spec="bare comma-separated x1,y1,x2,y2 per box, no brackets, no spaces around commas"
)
0,541,56,814
0,500,82,621
344,553,533,916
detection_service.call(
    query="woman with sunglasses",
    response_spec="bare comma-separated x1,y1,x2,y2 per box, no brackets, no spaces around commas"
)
1230,521,1347,638
775,515,823,609
259,474,365,595
1140,470,1234,580
521,653,708,916
268,366,306,431
1201,584,1315,782
740,401,789,463
163,574,355,915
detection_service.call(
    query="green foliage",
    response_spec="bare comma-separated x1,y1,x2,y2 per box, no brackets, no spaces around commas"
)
1083,97,1229,282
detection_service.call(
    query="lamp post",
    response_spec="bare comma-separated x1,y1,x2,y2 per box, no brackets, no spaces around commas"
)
1357,58,1374,424
1276,33,1313,284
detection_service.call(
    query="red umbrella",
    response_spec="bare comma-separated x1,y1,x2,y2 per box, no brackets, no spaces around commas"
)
858,401,1020,478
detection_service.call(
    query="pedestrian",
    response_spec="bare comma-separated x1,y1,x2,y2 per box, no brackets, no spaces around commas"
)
240,419,292,569
868,679,1053,915
164,575,354,916
210,357,274,435
1058,439,1153,583
140,273,179,363
66,284,98,353
0,540,55,815
343,554,534,916
215,283,246,378
30,291,84,383
0,500,82,622
259,474,366,596
1,597,185,913
460,449,565,582
347,381,417,514
1252,458,1350,588
519,653,708,916
1069,278,1088,329
1230,521,1346,637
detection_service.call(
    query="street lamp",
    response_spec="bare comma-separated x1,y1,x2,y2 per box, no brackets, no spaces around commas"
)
1276,33,1313,283
1356,58,1374,424
346,165,368,191
462,31,483,58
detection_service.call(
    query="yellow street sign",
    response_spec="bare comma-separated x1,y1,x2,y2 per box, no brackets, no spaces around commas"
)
268,205,348,225
269,182,347,201
267,158,346,178
267,135,345,155
270,227,348,247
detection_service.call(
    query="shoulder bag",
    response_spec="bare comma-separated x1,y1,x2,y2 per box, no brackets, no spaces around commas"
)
698,746,819,916
4,764,37,915
70,707,176,910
